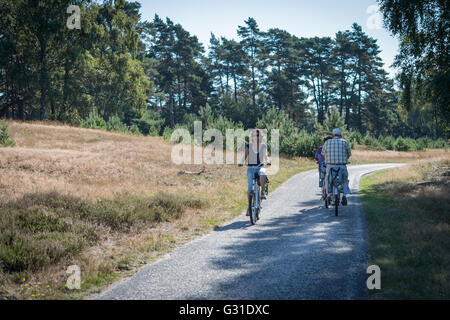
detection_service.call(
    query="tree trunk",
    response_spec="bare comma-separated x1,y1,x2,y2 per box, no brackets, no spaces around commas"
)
251,65,256,106
169,86,175,128
39,38,48,121
233,72,238,102
61,60,70,121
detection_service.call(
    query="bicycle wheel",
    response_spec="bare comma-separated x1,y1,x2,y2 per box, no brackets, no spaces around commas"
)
334,194,339,216
250,192,258,225
256,188,261,221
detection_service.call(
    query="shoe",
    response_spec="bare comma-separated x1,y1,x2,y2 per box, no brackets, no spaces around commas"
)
341,196,347,206
261,191,266,200
246,209,250,216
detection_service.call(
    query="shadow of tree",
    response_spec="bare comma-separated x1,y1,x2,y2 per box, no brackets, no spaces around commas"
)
186,194,367,299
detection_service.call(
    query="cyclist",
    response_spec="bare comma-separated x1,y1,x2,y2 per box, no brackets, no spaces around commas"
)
316,135,332,198
322,128,352,206
239,129,271,216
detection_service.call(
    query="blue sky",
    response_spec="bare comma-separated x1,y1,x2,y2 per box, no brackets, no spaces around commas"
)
137,0,399,77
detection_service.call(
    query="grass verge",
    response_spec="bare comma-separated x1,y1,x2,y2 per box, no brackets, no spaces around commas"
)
360,160,450,299
0,192,206,299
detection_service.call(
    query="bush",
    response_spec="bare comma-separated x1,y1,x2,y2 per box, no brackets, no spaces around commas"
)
257,109,321,157
394,137,414,151
315,106,348,138
379,136,396,150
129,124,141,135
133,109,164,136
177,105,245,151
80,109,106,130
0,121,16,147
296,130,322,157
162,126,174,141
359,134,384,150
348,130,363,146
106,115,129,133
181,113,200,134
0,191,206,272
0,204,97,272
429,138,448,149
256,109,299,155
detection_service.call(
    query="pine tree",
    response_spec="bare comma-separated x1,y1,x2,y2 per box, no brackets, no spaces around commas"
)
0,121,16,147
315,107,348,138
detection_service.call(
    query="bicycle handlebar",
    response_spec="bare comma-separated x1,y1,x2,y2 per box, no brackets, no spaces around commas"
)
241,162,271,167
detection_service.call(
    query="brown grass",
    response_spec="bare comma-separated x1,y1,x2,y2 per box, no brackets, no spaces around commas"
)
351,149,449,164
0,121,314,299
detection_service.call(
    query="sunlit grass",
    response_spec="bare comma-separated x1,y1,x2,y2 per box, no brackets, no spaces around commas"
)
360,159,450,299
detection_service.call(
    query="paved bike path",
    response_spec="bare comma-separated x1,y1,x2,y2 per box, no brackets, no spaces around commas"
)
96,163,403,300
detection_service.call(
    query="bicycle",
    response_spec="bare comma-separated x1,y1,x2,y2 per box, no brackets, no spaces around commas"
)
319,164,328,207
247,162,270,225
326,167,344,216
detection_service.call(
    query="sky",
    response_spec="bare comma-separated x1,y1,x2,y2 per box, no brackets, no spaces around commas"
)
137,0,399,78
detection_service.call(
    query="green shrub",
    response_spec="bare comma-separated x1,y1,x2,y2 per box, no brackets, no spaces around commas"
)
0,121,16,147
80,109,106,130
106,115,129,133
362,134,384,150
162,124,191,144
380,136,396,150
348,130,363,146
394,137,413,151
315,106,348,138
129,124,141,135
162,126,174,141
179,105,245,151
182,113,201,134
257,109,322,157
405,138,420,151
256,109,299,155
430,138,448,149
296,130,322,157
133,109,164,136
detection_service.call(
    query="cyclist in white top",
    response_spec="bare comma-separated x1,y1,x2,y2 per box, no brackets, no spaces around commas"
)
239,129,271,216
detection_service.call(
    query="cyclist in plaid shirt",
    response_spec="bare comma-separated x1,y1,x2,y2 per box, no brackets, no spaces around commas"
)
322,128,352,205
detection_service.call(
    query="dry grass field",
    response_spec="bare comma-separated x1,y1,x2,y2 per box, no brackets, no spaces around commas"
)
0,121,448,299
0,121,314,299
351,149,449,164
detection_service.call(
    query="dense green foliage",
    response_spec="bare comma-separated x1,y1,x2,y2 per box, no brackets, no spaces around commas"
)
378,0,449,138
1,0,448,154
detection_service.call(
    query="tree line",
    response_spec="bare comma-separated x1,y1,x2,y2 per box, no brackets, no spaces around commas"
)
0,0,448,140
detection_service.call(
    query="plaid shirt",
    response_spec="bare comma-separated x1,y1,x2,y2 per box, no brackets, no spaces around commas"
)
322,137,351,165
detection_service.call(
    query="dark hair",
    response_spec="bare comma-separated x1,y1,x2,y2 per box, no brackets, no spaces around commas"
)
252,129,264,138
323,135,333,143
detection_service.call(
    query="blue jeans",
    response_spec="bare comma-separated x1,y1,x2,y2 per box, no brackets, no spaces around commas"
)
247,166,267,193
325,165,351,196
